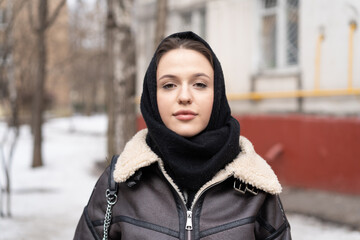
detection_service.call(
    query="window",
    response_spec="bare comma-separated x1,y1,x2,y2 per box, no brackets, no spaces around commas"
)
261,1,277,69
259,0,299,70
286,0,299,65
198,8,207,39
180,8,207,39
181,12,192,30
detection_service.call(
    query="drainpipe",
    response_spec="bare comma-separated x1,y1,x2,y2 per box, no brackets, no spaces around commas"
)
348,21,357,91
314,27,325,90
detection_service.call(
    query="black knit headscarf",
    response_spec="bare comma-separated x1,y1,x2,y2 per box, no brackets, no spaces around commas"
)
140,31,240,193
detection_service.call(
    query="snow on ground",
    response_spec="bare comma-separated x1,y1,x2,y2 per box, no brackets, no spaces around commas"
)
0,114,359,240
288,214,360,240
0,115,106,240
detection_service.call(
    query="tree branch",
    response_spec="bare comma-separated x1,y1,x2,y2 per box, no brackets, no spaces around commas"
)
6,0,28,37
45,0,66,28
27,0,36,32
0,0,28,82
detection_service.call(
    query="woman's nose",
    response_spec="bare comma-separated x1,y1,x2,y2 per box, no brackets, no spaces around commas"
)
178,86,192,104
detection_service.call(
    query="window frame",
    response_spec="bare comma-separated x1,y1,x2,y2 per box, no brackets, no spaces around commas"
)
179,7,207,39
257,0,300,75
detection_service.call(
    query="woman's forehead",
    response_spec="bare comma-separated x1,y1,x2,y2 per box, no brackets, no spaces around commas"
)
157,49,213,76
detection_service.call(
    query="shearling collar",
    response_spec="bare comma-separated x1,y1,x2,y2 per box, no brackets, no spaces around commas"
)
113,129,282,195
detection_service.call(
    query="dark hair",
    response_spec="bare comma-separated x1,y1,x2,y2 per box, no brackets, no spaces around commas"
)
155,37,214,67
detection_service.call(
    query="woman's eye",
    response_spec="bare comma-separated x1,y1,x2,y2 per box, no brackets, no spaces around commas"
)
194,82,207,88
163,83,176,89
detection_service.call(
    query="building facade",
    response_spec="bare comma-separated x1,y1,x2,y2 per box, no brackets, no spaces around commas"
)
134,0,360,115
134,0,360,194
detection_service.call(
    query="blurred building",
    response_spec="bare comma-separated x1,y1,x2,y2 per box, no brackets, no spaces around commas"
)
134,0,360,194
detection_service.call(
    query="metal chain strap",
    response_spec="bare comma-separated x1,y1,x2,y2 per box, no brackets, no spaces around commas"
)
103,189,118,240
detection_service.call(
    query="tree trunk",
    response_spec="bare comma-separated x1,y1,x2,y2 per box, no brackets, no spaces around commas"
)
114,27,136,153
154,0,168,47
32,0,47,168
112,0,136,153
106,0,116,157
31,0,66,167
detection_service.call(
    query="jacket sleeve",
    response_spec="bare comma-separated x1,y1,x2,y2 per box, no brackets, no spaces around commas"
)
73,166,111,240
254,194,292,240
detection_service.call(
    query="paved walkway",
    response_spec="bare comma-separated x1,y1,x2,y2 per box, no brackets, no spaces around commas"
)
281,187,360,231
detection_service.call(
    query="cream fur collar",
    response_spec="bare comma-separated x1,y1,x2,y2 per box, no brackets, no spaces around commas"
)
113,129,282,195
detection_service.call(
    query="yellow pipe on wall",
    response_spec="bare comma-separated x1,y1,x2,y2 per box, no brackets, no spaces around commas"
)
134,88,360,104
227,88,360,101
348,21,357,90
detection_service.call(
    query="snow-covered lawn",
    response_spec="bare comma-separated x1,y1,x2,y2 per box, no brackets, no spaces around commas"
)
0,115,359,240
0,115,106,240
289,214,360,240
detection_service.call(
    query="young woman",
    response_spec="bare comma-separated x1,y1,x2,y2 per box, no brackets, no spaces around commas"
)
74,31,291,240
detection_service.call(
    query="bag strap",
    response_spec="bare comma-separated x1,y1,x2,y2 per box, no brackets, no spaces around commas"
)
103,155,119,240
108,155,119,195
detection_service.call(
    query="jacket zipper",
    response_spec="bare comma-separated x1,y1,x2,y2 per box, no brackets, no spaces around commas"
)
157,164,193,239
158,163,232,240
186,179,230,239
186,210,193,239
186,210,193,230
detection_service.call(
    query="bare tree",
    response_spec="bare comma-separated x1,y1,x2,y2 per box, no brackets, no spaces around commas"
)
154,0,168,46
28,0,66,167
105,0,116,157
106,0,136,155
0,0,26,218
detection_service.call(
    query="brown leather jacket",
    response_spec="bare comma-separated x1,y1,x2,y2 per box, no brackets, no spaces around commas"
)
74,129,291,240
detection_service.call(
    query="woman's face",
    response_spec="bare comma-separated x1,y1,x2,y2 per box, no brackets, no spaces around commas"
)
157,49,214,137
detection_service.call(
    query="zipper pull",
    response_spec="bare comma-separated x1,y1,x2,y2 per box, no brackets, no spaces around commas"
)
185,211,193,230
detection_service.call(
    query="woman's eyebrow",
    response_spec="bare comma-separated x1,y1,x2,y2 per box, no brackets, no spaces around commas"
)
193,73,211,79
158,74,177,81
158,73,211,81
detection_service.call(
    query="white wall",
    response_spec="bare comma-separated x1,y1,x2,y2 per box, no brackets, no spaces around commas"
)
133,0,360,115
300,0,360,114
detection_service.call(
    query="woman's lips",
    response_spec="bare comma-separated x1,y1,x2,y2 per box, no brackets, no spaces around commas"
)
173,110,197,120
